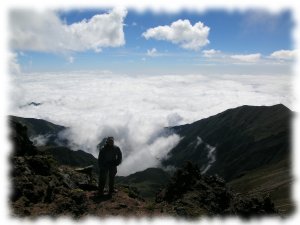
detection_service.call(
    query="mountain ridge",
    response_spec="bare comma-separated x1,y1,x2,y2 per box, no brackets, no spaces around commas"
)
9,115,67,146
163,104,292,181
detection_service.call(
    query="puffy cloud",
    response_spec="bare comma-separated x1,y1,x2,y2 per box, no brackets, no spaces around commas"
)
202,49,221,58
142,19,210,50
10,72,293,175
146,48,158,57
230,53,261,63
270,49,297,60
167,112,184,126
30,134,51,147
10,8,127,53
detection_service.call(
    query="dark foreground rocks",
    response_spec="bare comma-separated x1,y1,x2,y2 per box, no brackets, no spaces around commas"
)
10,150,162,218
156,162,277,218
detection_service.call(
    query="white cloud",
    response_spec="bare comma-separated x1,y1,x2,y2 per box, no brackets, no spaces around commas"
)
10,72,293,175
146,48,158,57
9,52,21,74
270,49,297,60
30,134,51,147
230,53,261,63
202,49,221,58
167,112,183,126
142,19,210,50
10,8,127,53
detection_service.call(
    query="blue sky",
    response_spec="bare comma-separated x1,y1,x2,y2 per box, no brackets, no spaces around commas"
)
11,9,295,75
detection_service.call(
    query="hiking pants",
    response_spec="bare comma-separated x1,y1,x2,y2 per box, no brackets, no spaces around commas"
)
98,166,117,193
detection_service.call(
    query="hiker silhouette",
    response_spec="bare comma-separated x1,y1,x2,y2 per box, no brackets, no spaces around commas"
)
97,137,122,196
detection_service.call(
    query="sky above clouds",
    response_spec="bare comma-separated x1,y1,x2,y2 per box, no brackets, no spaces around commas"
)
10,8,295,75
8,8,296,175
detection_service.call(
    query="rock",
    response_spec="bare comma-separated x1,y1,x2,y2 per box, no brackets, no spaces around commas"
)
28,156,52,176
120,185,144,201
54,196,73,214
156,161,278,217
60,173,77,189
118,203,128,209
78,183,98,191
75,165,94,175
70,189,87,205
174,206,187,217
23,187,44,204
127,186,139,199
9,120,37,156
44,185,54,203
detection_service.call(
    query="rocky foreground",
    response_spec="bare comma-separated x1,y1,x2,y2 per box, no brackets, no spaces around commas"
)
10,119,279,219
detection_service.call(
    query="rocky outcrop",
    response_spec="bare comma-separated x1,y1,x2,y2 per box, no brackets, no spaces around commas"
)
9,115,66,146
156,162,277,218
9,119,38,156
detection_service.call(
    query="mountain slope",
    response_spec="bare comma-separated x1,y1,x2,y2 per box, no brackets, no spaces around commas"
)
9,115,66,146
39,146,99,174
163,104,292,181
229,157,294,214
9,115,100,173
116,168,171,198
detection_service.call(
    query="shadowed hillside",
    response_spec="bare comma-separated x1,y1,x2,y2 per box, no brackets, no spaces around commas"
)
163,104,292,181
9,115,66,146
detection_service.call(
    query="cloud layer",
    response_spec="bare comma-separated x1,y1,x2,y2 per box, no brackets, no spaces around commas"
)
202,50,296,64
202,49,221,58
142,19,210,50
230,53,261,63
270,49,297,60
10,8,127,53
10,72,293,175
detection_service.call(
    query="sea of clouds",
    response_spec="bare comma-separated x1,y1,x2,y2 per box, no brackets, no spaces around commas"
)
9,72,293,175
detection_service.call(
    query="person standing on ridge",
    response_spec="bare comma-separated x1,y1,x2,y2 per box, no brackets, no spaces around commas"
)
97,136,122,196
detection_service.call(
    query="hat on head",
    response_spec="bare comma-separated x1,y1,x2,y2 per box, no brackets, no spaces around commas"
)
106,136,114,142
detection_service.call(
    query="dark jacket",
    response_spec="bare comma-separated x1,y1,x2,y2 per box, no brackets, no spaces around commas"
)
98,145,122,168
